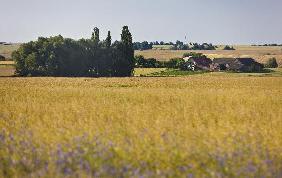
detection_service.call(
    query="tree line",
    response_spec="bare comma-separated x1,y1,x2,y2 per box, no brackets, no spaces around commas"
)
133,41,216,50
252,44,282,47
12,26,134,77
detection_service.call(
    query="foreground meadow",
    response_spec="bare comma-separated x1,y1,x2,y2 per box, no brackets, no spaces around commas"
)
0,76,282,177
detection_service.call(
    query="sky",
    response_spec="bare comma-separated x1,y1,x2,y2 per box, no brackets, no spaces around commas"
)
1,0,282,44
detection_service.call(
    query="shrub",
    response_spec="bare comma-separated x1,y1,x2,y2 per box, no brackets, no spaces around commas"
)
183,52,206,58
0,55,5,61
146,58,158,68
166,58,185,69
223,45,235,50
189,43,216,50
135,55,164,68
265,58,278,68
156,61,167,68
135,55,158,68
135,55,145,67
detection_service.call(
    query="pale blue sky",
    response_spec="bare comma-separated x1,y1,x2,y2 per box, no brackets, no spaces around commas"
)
1,0,282,44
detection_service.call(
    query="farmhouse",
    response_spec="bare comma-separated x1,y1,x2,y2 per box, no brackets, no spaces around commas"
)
183,56,212,71
212,58,264,72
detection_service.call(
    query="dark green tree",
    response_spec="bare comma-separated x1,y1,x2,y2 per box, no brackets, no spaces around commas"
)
91,27,100,44
105,31,112,48
223,45,235,50
114,26,134,76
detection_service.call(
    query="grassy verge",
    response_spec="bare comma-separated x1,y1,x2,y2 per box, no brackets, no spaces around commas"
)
148,69,207,77
204,68,282,77
135,68,208,77
134,68,166,77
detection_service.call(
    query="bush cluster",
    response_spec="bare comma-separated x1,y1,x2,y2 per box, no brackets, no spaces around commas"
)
12,26,134,77
135,55,188,69
223,45,235,50
165,58,185,69
135,55,173,68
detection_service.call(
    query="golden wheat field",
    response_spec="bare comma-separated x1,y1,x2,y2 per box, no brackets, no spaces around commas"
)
0,75,282,177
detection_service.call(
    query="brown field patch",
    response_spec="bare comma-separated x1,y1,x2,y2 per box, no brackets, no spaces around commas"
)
0,65,15,77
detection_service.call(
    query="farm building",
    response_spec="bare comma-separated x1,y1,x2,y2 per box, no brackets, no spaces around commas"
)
183,56,212,71
212,58,264,72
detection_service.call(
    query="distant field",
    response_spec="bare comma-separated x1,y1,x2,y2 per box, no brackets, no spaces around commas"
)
152,45,173,50
136,45,282,66
0,44,21,59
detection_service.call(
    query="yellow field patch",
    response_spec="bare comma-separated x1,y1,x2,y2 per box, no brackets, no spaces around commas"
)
0,61,15,65
0,76,281,176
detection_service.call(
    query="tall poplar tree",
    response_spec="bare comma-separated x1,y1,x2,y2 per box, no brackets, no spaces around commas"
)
119,26,134,76
105,31,112,48
91,27,100,44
